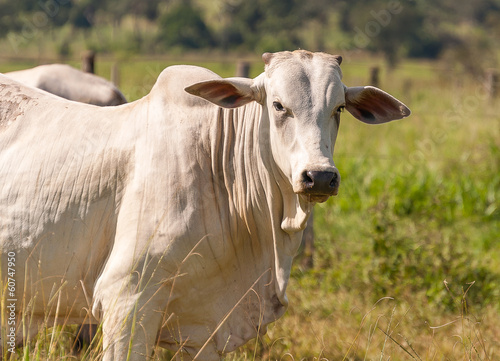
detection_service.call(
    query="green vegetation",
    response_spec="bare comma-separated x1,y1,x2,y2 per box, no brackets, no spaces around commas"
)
2,0,500,71
1,54,499,360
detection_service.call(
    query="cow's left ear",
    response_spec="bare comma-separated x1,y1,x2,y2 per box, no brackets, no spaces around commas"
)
345,86,411,124
185,77,261,109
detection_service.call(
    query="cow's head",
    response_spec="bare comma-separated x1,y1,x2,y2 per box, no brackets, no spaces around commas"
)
185,50,410,231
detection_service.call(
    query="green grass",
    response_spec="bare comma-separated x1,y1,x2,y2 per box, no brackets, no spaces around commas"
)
1,55,499,360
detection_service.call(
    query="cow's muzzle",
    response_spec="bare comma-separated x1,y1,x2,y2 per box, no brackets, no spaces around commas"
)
298,169,340,202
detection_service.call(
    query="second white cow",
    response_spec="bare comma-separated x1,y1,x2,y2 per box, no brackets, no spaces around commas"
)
5,63,127,106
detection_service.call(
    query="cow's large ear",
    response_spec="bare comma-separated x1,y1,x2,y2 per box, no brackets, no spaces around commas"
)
345,86,411,124
185,77,261,108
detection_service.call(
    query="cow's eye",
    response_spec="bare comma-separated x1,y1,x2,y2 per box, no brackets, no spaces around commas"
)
273,101,285,112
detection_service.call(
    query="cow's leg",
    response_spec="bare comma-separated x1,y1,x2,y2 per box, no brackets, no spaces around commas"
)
95,273,168,361
94,218,171,360
98,288,167,361
72,323,98,353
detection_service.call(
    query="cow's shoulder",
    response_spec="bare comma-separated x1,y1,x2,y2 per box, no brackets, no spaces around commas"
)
149,65,222,108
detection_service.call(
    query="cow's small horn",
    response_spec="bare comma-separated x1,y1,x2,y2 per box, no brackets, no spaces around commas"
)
333,55,342,65
262,52,274,65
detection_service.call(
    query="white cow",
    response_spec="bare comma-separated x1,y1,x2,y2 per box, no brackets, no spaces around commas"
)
5,64,127,106
0,50,410,360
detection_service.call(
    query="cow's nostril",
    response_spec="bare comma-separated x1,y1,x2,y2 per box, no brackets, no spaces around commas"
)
330,172,338,187
302,171,314,188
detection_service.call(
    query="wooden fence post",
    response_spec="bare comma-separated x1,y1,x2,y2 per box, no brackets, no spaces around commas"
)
369,66,380,88
235,60,250,78
300,210,315,269
486,69,499,100
81,50,95,74
111,62,120,87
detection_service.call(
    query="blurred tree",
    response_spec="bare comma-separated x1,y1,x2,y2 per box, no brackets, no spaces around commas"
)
0,1,22,38
220,0,263,50
338,0,430,68
133,0,161,21
302,0,339,51
103,0,162,25
70,7,94,29
158,1,214,49
69,0,100,29
0,0,72,42
2,0,500,64
423,0,500,75
373,1,426,67
220,0,336,52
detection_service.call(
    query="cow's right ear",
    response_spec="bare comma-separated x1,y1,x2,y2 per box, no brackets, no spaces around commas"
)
185,77,262,108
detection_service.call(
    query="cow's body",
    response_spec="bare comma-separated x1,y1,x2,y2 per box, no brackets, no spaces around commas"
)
0,51,410,360
5,64,127,106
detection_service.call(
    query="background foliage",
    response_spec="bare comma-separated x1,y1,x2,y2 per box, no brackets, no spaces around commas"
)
2,0,500,70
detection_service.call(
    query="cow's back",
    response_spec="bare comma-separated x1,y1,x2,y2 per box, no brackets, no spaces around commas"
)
5,64,127,106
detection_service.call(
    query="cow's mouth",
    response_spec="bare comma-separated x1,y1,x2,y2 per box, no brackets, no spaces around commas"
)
300,193,332,203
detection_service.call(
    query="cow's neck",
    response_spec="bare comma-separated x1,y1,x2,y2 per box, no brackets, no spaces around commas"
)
212,104,271,231
214,102,310,299
215,103,311,234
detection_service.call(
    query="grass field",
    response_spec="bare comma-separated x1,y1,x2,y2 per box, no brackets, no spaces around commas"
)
1,54,499,360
